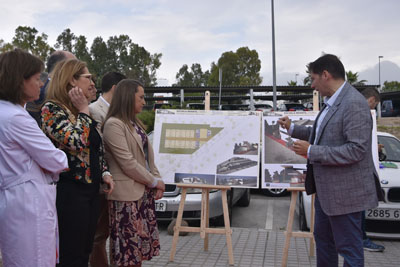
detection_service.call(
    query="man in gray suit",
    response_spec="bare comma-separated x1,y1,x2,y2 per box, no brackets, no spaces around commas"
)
278,54,381,266
89,71,126,267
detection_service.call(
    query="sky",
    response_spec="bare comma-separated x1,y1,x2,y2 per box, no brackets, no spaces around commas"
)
1,0,399,86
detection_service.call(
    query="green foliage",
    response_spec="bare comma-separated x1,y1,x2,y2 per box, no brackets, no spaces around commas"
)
174,63,208,86
55,28,75,51
346,70,367,85
1,26,162,87
303,68,311,86
137,110,155,133
382,81,400,92
5,26,54,62
207,46,262,86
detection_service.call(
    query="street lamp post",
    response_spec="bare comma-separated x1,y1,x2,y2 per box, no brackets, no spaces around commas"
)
295,73,299,84
378,56,384,118
271,0,277,110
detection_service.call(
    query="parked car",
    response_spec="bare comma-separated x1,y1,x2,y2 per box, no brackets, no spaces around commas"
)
298,132,400,239
278,102,309,111
381,99,400,117
254,103,274,112
262,187,289,197
148,132,251,225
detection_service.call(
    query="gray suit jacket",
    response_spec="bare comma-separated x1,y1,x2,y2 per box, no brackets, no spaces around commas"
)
292,82,379,216
89,97,109,137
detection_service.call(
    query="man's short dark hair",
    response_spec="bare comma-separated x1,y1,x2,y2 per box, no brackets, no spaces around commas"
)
101,72,126,93
308,54,345,80
47,51,67,73
361,87,380,103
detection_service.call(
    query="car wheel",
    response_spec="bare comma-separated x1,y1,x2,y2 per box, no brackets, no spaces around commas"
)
262,188,288,197
236,188,251,207
298,193,309,231
212,190,233,226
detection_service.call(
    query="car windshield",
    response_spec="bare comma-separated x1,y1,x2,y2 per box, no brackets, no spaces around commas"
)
378,135,400,162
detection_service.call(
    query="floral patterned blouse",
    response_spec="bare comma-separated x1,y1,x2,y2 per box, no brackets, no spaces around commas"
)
41,101,108,184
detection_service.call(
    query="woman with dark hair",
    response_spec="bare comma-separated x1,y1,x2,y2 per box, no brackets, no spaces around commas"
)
40,58,114,266
0,49,68,266
103,79,165,267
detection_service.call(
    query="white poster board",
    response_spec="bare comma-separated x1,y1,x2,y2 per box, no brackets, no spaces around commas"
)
261,110,379,189
153,109,262,188
262,111,318,189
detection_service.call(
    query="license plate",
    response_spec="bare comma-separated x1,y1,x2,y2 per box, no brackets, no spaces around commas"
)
366,208,400,220
155,201,167,212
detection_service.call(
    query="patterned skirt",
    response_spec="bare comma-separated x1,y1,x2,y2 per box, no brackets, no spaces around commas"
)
109,188,160,266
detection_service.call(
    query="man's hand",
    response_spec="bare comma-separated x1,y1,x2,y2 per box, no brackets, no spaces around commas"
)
293,140,310,157
278,116,291,131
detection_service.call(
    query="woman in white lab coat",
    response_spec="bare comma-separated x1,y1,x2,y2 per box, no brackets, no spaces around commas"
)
0,49,68,267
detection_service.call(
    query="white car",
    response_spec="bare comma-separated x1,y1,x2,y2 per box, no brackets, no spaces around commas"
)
298,131,400,239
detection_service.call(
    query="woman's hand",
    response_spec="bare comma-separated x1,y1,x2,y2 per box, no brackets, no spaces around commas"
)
102,174,114,195
68,87,89,115
155,179,165,192
154,188,164,200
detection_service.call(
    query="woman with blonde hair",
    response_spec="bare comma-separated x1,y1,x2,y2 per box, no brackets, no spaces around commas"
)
41,58,114,267
0,49,68,267
103,79,165,267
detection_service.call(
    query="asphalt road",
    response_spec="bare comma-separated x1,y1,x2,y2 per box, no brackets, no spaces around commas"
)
231,189,300,231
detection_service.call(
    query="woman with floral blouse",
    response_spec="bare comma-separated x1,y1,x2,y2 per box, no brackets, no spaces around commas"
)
41,58,114,267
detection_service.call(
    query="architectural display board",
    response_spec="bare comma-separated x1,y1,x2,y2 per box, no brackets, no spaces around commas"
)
261,110,378,189
262,111,318,189
153,109,262,188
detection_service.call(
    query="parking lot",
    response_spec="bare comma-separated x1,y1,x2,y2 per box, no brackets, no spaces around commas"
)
1,189,400,266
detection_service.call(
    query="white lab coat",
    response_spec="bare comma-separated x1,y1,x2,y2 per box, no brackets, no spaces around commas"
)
0,100,68,267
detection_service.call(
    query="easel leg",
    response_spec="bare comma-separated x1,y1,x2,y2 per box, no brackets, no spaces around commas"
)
169,188,187,262
309,194,315,257
222,189,234,265
200,189,207,239
204,189,210,251
281,191,298,267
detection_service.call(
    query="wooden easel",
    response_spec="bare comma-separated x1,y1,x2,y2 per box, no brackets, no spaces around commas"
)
281,187,315,267
169,183,235,265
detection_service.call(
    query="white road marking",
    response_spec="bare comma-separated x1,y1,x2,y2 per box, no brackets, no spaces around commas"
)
265,199,274,230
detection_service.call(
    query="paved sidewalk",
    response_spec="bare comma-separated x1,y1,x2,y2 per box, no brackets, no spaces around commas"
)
142,227,399,267
1,227,398,266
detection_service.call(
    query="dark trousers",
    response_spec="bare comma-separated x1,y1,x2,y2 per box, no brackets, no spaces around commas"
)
314,196,364,267
89,194,110,267
56,179,100,267
361,211,368,240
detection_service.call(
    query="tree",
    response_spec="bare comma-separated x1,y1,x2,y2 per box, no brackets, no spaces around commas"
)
0,39,14,53
287,80,297,86
89,35,162,86
90,37,111,79
346,70,367,85
11,26,53,62
207,47,262,86
55,28,75,52
382,81,400,92
303,68,311,86
174,63,208,86
74,35,92,66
